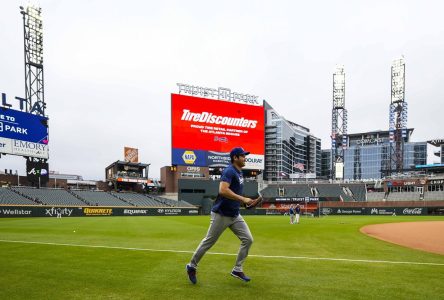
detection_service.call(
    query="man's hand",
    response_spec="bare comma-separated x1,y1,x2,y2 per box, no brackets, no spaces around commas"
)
245,196,263,209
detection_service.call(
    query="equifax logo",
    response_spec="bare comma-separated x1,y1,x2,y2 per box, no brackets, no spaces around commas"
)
182,150,197,164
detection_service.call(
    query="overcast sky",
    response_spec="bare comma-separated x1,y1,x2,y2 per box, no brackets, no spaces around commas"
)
1,0,443,180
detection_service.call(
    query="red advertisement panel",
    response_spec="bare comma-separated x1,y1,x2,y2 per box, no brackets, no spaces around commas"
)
172,94,264,155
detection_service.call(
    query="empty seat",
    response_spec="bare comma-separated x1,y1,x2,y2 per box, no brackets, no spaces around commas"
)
0,187,36,205
15,187,85,206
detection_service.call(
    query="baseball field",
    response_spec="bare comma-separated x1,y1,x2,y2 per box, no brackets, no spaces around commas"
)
1,215,443,299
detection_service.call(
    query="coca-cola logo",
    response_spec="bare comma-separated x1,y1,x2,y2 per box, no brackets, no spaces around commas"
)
402,208,423,215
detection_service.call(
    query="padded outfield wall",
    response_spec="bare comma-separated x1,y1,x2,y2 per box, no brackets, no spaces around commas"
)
0,206,199,218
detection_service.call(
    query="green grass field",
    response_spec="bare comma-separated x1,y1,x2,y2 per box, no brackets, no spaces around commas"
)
1,215,444,299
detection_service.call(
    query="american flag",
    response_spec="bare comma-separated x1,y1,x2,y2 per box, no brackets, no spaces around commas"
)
294,163,305,172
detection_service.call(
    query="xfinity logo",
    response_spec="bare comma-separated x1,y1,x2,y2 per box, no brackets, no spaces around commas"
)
45,207,73,217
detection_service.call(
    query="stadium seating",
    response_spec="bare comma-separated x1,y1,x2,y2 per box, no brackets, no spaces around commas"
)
15,187,86,206
423,191,444,201
148,195,195,207
314,184,347,201
260,185,313,198
111,192,160,207
346,184,367,201
366,192,386,201
386,192,421,201
72,190,130,206
0,187,36,205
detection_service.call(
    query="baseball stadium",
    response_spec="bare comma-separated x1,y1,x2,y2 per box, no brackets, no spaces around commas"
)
1,2,444,300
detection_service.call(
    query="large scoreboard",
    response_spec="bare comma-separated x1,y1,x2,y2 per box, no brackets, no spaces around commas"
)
171,93,264,170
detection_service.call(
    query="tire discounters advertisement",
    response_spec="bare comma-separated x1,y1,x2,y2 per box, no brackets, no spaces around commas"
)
171,94,264,169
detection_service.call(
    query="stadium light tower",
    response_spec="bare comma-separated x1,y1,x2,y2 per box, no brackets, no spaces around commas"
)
331,65,348,180
389,57,407,175
20,4,46,116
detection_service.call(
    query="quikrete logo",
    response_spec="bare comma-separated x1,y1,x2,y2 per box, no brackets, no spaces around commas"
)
84,208,113,216
182,150,197,164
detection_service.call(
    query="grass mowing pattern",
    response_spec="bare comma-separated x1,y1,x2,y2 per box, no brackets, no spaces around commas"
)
1,215,443,299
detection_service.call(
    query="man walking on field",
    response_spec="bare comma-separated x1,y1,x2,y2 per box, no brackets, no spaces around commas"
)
295,204,301,224
186,147,261,284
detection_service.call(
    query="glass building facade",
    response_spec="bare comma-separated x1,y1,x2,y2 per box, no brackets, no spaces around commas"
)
264,102,321,181
326,129,428,180
321,149,332,178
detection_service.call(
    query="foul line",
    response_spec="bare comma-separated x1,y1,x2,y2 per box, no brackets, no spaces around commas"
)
0,239,443,267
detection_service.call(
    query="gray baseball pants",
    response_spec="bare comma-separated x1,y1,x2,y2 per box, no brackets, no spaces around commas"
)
189,212,253,272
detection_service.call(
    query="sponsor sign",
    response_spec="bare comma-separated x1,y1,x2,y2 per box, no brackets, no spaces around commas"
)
320,207,427,215
427,139,444,146
26,160,49,184
275,197,319,202
335,208,365,215
0,206,200,217
116,178,152,183
123,209,148,215
370,207,395,215
124,147,139,163
0,208,32,216
13,140,49,158
401,208,423,215
172,149,207,166
207,151,231,167
186,166,201,173
171,94,264,169
45,207,75,217
356,137,384,146
0,108,48,144
429,179,444,185
83,208,113,216
176,83,260,106
0,137,12,153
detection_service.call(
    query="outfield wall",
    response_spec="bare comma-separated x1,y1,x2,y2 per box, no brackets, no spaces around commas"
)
322,201,444,207
0,206,199,218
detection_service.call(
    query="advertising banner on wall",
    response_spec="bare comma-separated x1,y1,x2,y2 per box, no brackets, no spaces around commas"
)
0,206,200,218
320,207,427,216
0,108,49,158
171,94,265,169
